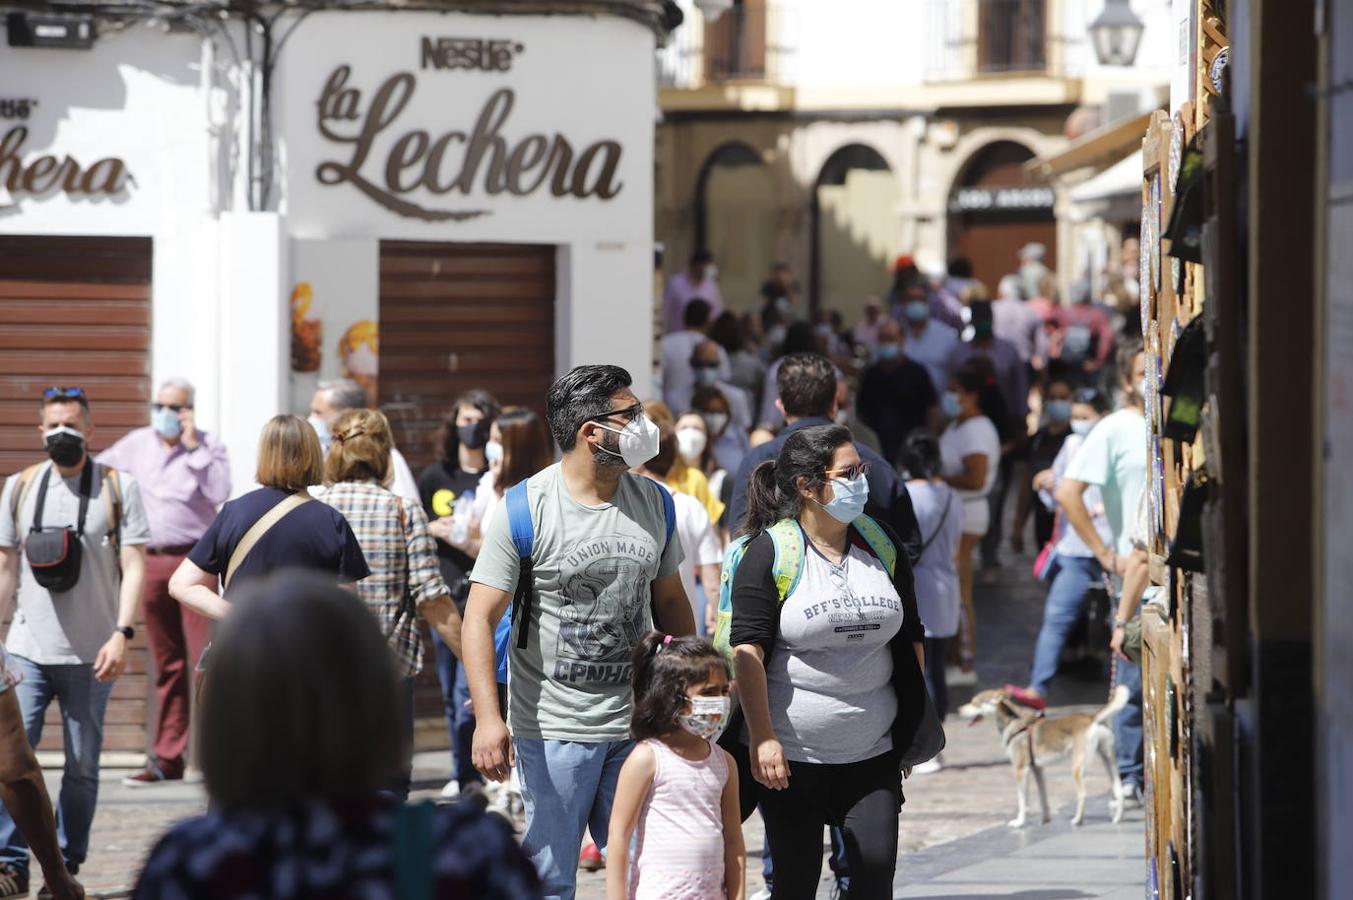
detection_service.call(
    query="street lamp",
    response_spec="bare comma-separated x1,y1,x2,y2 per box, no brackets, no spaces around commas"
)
694,0,733,22
1089,0,1145,66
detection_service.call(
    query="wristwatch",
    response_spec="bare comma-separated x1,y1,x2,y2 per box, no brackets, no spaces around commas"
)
114,626,135,640
1113,619,1129,630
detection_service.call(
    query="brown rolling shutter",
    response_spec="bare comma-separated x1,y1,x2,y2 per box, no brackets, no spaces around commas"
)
0,235,153,754
378,241,555,745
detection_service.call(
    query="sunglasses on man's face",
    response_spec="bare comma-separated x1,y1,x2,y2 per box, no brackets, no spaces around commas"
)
824,462,871,481
587,403,643,426
153,403,193,413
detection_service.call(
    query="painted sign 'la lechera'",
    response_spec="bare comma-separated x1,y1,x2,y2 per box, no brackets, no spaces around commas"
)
314,64,624,222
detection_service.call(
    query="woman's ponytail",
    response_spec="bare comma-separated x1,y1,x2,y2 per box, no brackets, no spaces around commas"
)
740,460,782,536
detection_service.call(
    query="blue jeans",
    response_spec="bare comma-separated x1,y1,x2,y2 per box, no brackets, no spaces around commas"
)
1115,655,1145,788
432,630,480,788
514,737,632,900
0,656,112,875
1028,555,1104,696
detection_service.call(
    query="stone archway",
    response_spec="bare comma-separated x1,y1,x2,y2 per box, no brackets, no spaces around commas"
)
695,141,779,314
811,142,900,323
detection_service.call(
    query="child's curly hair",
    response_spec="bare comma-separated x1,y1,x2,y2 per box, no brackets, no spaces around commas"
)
629,632,727,741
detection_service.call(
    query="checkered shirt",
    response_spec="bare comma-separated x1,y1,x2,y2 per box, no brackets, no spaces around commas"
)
315,481,448,677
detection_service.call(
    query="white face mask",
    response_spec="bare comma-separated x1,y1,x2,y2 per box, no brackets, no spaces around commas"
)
1134,378,1147,402
676,427,707,464
703,412,729,436
308,414,332,453
1070,419,1094,437
594,413,661,469
485,439,504,467
678,695,731,741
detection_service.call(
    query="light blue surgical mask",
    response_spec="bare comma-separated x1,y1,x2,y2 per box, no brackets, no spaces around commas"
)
876,343,901,362
904,300,930,323
485,439,504,466
152,406,182,439
308,414,332,453
941,391,962,418
1045,400,1072,424
693,365,720,387
1070,419,1094,436
819,474,869,524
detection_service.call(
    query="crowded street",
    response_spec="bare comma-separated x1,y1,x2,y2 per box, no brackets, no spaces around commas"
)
1,0,1349,898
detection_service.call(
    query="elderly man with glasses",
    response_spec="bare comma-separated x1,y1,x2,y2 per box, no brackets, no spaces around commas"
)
98,378,231,787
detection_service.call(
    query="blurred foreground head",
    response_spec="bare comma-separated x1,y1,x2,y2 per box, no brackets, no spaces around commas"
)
199,571,404,812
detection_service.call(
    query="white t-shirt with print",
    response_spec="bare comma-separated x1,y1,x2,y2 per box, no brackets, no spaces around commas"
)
658,483,722,630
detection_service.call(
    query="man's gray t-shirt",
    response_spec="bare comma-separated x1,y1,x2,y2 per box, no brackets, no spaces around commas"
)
0,462,150,665
471,464,683,742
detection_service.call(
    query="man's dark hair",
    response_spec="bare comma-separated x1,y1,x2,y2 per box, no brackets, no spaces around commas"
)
776,353,836,420
683,298,712,329
779,321,819,356
948,256,974,279
690,249,713,266
545,364,633,452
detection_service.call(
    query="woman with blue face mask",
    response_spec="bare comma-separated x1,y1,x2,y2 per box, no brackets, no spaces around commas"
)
938,362,1004,675
726,425,933,900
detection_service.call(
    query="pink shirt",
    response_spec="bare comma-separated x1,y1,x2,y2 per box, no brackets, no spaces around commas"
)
662,271,724,335
97,426,231,549
629,738,728,900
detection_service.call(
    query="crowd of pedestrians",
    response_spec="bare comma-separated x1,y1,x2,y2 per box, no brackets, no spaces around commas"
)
0,237,1146,899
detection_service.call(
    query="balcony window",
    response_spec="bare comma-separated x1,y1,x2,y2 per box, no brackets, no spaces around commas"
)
978,0,1047,73
704,0,768,82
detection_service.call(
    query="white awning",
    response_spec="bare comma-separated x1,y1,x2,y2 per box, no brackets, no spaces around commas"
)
1070,150,1143,203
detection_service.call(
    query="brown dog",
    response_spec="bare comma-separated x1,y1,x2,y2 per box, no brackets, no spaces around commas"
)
957,685,1128,828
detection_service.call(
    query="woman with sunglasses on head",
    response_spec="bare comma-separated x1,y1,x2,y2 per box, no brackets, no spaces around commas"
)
728,425,932,900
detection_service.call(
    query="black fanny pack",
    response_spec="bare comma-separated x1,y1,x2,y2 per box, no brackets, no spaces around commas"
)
24,463,92,594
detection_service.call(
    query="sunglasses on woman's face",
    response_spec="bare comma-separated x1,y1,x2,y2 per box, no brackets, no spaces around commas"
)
824,462,870,481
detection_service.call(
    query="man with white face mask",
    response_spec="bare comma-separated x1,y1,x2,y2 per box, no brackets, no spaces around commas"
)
460,365,694,900
97,378,230,787
0,389,150,894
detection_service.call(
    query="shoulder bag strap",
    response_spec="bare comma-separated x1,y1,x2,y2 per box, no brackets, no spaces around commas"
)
387,496,416,640
101,467,123,556
505,480,535,650
224,492,311,590
919,487,955,557
10,464,44,529
29,465,54,533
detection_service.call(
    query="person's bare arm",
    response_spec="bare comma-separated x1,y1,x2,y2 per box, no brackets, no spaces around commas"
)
1055,478,1118,574
0,548,17,625
464,581,513,782
721,752,747,900
605,744,657,900
734,643,788,790
943,452,989,491
651,572,696,636
1111,548,1151,661
700,563,721,635
420,595,463,659
94,544,146,681
168,558,232,620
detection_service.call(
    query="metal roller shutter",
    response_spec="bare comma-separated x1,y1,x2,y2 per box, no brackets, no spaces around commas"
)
377,241,556,748
0,235,153,755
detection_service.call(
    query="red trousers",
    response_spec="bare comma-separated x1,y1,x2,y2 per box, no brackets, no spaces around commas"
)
143,552,213,768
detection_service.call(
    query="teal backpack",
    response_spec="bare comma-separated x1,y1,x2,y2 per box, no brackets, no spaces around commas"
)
711,514,897,663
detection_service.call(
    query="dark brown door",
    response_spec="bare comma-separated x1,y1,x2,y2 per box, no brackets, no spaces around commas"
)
378,241,555,747
0,235,153,754
949,142,1058,293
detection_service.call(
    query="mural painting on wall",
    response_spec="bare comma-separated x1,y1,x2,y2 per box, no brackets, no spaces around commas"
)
291,282,323,372
339,320,379,406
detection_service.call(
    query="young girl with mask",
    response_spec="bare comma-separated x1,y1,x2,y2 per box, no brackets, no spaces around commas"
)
728,425,930,900
606,634,744,900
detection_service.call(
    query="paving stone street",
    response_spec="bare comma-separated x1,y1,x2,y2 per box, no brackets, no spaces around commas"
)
38,542,1144,899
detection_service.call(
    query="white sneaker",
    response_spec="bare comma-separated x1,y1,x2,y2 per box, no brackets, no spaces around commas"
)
947,666,978,686
750,889,772,900
912,756,943,775
440,780,461,800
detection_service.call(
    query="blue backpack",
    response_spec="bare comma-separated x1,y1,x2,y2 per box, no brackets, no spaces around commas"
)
710,514,897,665
493,476,677,684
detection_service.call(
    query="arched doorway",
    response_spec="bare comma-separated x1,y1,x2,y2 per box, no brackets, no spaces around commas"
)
695,142,777,315
947,141,1057,294
812,144,899,324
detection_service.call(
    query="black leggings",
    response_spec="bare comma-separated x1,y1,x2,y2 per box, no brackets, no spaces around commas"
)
757,751,902,900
